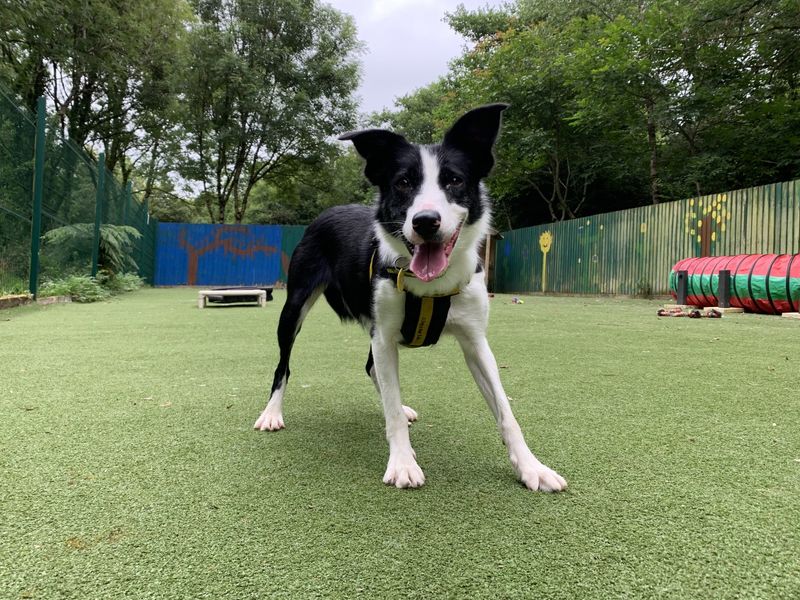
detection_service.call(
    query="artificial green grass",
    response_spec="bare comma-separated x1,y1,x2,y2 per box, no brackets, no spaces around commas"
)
1,289,798,599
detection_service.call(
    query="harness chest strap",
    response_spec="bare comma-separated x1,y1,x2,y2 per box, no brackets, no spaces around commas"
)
369,250,459,348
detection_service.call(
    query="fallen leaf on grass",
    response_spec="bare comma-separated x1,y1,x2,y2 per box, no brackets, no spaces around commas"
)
66,528,124,551
65,537,88,550
104,528,124,544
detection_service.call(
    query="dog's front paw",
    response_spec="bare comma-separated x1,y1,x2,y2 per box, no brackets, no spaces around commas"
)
518,462,567,492
254,405,284,431
402,405,418,423
383,453,425,488
511,449,567,492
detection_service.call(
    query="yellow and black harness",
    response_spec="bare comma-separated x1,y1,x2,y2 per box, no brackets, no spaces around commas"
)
364,251,466,376
369,250,460,348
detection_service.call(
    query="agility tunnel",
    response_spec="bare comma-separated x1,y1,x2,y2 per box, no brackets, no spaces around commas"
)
670,254,800,314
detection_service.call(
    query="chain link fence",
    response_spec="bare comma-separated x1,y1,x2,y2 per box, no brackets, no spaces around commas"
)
0,83,156,296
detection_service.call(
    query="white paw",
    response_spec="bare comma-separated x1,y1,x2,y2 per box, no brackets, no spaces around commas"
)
510,449,567,492
517,460,567,492
253,405,284,431
383,454,425,488
402,405,418,423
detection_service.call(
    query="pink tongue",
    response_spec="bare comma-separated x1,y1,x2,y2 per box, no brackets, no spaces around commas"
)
410,242,448,282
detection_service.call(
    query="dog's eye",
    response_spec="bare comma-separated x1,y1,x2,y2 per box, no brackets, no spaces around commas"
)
446,175,464,189
395,177,411,192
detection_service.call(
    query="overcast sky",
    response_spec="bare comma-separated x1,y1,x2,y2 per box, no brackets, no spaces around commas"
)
325,0,502,115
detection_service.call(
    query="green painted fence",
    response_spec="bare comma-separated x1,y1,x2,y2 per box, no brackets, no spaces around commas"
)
493,179,800,296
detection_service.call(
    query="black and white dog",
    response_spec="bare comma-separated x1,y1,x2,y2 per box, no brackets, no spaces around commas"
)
254,104,567,492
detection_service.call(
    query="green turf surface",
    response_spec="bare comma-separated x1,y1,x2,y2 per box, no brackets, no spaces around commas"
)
1,288,799,599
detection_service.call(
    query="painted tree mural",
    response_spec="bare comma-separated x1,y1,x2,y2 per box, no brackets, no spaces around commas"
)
684,194,732,257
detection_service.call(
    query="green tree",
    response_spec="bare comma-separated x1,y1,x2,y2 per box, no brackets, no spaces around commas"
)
381,0,800,228
370,81,453,145
182,0,361,224
245,147,373,224
0,0,190,166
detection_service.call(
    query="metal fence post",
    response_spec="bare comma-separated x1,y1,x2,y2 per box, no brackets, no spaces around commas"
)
124,180,132,226
91,152,106,277
28,95,46,297
139,198,149,281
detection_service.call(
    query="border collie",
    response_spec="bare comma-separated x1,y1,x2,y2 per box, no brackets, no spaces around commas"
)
254,104,567,492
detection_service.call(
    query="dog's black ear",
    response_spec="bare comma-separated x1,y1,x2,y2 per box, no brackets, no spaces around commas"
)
338,129,410,186
442,103,509,179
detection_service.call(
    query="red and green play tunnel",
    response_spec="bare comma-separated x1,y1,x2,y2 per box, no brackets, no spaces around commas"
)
670,254,800,314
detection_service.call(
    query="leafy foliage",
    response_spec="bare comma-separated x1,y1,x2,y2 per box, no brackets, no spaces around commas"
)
41,223,141,275
0,275,28,296
0,0,191,181
3,0,798,233
38,271,143,302
244,148,374,224
181,0,361,223
38,275,111,302
97,271,145,293
378,0,800,228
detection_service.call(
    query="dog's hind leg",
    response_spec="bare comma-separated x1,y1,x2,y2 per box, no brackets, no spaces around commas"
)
365,347,417,423
254,285,323,431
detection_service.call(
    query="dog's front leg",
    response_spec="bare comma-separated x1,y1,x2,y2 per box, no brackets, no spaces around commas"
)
457,335,567,492
372,337,425,488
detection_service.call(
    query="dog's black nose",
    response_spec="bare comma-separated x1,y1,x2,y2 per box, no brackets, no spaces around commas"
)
412,210,441,240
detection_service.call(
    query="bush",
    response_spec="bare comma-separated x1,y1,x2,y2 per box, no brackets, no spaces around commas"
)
39,275,111,303
38,271,145,303
0,275,28,296
99,272,145,293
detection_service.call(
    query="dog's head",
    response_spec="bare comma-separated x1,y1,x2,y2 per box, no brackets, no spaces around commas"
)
340,104,508,282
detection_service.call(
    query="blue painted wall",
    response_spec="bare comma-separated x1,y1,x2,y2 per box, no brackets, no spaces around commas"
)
154,223,305,286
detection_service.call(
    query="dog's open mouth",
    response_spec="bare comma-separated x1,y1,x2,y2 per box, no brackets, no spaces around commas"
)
409,222,463,282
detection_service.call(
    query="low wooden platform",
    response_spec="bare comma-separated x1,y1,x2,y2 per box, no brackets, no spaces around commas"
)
198,288,267,309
